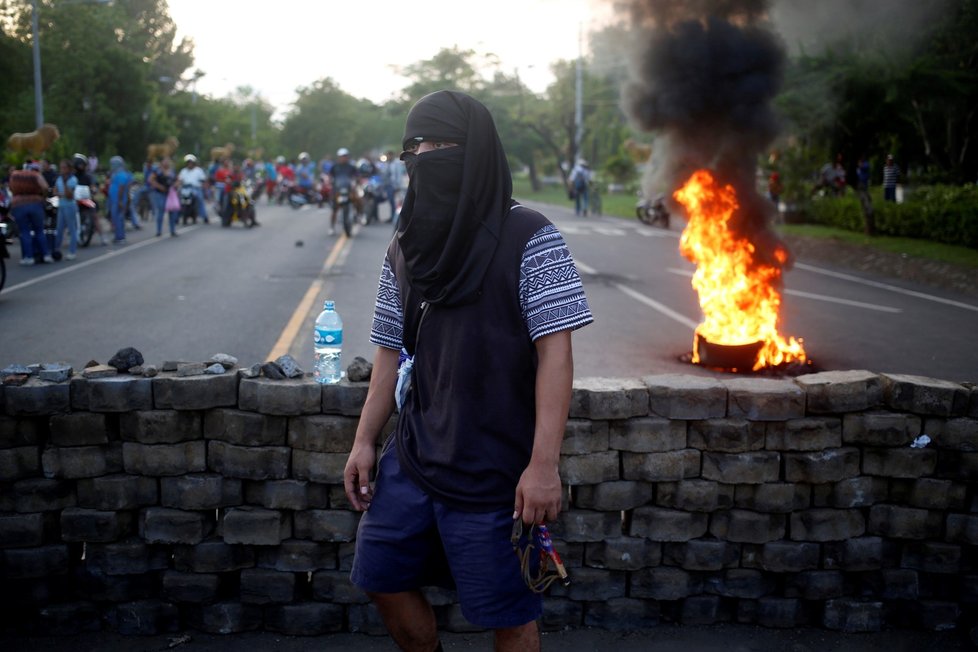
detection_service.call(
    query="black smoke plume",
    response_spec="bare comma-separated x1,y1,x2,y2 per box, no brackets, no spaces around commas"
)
622,0,787,265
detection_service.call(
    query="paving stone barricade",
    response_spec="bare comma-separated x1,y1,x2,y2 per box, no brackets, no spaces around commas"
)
1,368,977,637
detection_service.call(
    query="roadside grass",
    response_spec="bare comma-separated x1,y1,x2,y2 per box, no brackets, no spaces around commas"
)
513,176,978,269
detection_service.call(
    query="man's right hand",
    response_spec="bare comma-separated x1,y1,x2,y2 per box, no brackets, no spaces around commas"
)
344,443,377,511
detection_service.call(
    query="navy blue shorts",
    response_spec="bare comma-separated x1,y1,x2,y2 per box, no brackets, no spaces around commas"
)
350,442,541,629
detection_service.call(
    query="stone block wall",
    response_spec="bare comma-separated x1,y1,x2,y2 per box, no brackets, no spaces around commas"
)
1,369,977,637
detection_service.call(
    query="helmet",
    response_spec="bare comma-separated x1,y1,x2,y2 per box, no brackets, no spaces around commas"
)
298,152,310,162
184,154,198,164
109,155,125,169
336,147,350,157
275,155,286,165
72,153,87,171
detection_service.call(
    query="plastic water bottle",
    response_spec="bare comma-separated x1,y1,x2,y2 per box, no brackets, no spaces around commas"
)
313,300,343,384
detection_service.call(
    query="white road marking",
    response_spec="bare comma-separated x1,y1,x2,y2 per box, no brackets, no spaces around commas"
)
794,262,978,313
577,261,699,330
666,268,903,314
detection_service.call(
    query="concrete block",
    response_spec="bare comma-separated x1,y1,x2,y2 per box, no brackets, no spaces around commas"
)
221,506,290,545
34,601,102,635
239,568,296,604
106,599,180,636
815,476,887,508
244,479,329,510
701,451,780,484
172,537,255,573
60,506,133,542
347,602,387,635
843,411,921,446
744,541,820,572
794,370,883,413
291,449,346,483
946,513,978,545
656,480,734,512
734,483,810,513
42,443,123,479
688,418,765,452
643,374,727,419
264,603,345,636
2,544,70,578
75,474,157,511
153,372,238,410
755,597,808,628
765,417,843,451
710,509,786,543
862,447,937,478
569,377,649,420
119,410,201,444
574,481,654,511
881,373,970,417
287,414,356,452
49,412,109,446
631,566,701,599
789,508,865,542
879,569,919,600
609,417,686,452
257,539,339,572
161,571,220,603
901,541,961,574
0,414,44,447
85,376,153,412
207,440,290,480
0,512,45,548
12,477,76,512
822,536,883,571
561,419,610,454
630,506,708,542
922,417,978,451
585,536,662,570
188,602,262,634
621,449,701,482
680,595,727,625
724,377,805,420
321,381,368,416
85,539,169,575
554,509,623,542
916,600,961,632
293,509,359,542
311,570,369,604
122,441,206,476
550,566,626,602
823,598,882,632
783,448,860,483
785,570,845,600
238,377,321,415
663,538,740,570
160,473,242,510
204,408,287,446
584,597,659,630
3,377,71,416
0,445,40,481
704,568,776,599
559,451,620,485
540,598,585,632
140,507,212,545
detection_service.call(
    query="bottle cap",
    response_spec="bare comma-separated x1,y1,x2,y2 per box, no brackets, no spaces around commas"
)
324,300,334,310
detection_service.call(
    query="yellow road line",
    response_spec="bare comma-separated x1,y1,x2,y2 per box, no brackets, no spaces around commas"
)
266,233,348,360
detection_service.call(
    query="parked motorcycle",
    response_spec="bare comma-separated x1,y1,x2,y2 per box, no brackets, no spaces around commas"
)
74,183,97,248
288,185,321,210
636,193,670,229
360,173,387,225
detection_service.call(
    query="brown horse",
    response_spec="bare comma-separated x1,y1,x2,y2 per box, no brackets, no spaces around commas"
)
210,143,235,161
6,123,60,157
146,136,179,162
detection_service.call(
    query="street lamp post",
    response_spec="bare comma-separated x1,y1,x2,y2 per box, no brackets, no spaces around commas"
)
30,0,112,129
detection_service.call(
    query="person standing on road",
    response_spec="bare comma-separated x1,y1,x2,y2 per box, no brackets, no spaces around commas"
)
883,154,900,202
149,157,179,237
53,159,79,261
8,161,52,265
569,158,592,216
107,156,131,244
344,90,593,652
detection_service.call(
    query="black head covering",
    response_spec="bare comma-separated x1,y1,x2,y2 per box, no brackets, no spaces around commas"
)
396,90,512,307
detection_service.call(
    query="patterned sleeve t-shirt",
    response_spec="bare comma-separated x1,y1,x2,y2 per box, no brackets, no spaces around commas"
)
370,224,593,349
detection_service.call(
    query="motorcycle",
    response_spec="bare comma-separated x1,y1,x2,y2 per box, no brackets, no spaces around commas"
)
334,179,355,237
74,184,97,248
180,186,199,225
288,185,321,210
223,181,258,228
360,173,387,225
636,193,670,229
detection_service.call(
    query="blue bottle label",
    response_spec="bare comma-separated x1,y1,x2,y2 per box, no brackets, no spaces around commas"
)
315,328,342,346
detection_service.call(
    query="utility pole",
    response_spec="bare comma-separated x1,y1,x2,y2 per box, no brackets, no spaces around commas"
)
31,0,44,129
574,22,584,163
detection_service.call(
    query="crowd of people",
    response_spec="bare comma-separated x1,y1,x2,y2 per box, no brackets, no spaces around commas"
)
0,146,409,266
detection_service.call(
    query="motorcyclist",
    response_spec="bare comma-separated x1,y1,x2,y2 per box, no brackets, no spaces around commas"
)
295,152,316,199
328,148,360,235
176,154,209,224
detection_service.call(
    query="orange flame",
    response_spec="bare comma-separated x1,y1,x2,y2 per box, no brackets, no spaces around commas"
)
673,169,806,370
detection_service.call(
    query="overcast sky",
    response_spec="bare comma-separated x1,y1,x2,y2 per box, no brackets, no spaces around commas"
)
166,0,608,116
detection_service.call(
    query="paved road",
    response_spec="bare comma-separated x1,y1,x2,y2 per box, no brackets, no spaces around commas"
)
1,198,976,383
2,622,970,651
